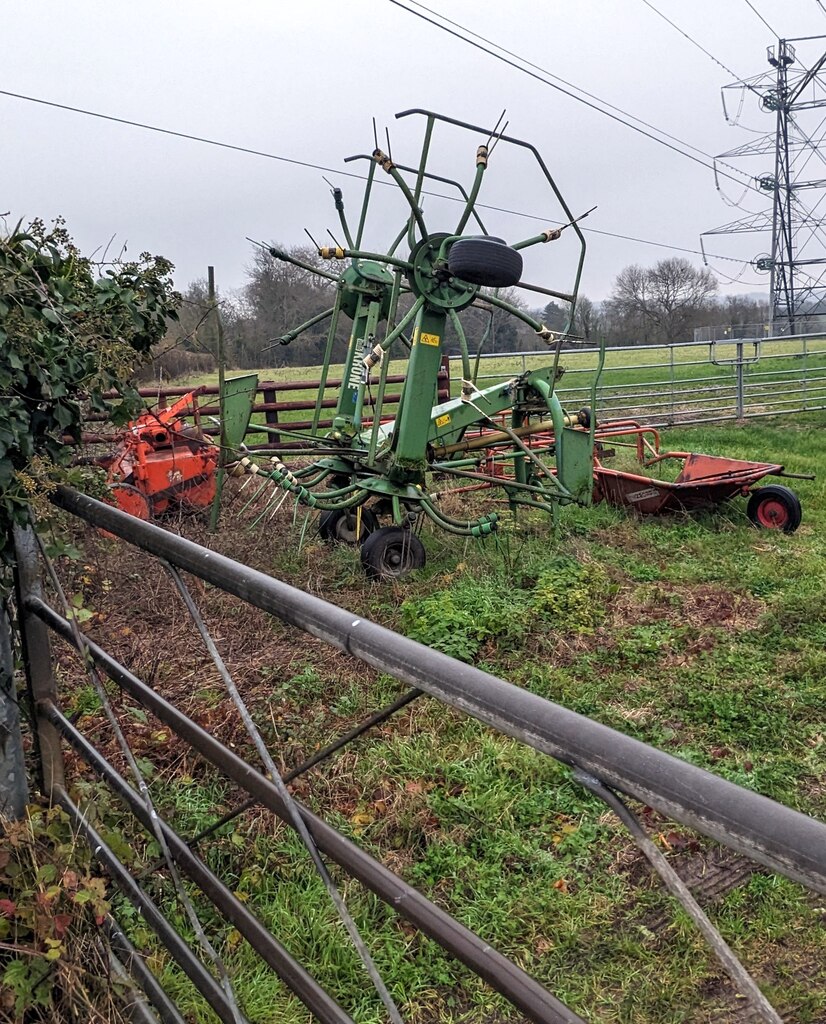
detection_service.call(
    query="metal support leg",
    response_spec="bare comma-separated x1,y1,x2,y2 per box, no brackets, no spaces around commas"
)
0,604,28,818
12,525,64,796
573,770,784,1024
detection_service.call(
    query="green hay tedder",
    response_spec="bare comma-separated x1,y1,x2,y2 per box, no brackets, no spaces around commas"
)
241,109,604,578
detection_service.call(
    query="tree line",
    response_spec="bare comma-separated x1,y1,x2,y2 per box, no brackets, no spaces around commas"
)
150,246,773,378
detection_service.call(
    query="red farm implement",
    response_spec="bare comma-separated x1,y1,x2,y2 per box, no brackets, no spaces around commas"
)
102,388,219,520
591,422,807,532
434,418,810,534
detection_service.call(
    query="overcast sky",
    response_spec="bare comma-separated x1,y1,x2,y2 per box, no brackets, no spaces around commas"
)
3,0,825,304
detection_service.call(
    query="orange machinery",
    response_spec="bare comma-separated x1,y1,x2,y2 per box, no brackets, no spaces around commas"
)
105,388,219,520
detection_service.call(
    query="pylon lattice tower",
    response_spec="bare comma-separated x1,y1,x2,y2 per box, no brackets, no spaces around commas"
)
703,36,826,334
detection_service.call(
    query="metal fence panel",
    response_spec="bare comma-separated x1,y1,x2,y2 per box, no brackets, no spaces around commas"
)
450,332,826,426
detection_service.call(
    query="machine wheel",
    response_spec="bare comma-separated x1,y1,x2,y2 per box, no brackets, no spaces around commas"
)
361,526,426,580
746,484,802,534
448,237,523,288
319,507,378,545
107,482,152,521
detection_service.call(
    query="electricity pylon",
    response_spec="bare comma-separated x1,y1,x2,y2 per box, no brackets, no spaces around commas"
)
703,36,826,334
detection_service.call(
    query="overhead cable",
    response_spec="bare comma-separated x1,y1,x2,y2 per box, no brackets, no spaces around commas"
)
0,86,749,266
637,0,752,85
385,0,763,195
399,0,741,166
741,0,779,38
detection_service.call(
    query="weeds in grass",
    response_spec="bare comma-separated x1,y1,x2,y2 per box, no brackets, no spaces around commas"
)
400,574,526,661
0,800,134,1023
532,555,611,630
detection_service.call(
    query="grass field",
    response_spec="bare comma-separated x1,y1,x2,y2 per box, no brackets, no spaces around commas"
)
184,336,826,393
55,409,826,1023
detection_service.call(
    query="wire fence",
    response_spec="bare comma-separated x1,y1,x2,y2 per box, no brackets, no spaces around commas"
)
453,331,826,427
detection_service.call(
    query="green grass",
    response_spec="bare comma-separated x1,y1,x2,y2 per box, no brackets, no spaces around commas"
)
63,410,826,1023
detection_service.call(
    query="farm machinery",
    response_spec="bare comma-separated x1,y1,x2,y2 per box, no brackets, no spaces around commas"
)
239,109,603,577
103,388,219,520
231,108,806,577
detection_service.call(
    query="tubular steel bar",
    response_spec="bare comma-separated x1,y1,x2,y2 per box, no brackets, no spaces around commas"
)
33,597,583,1024
46,704,357,1024
108,957,162,1024
0,608,27,819
30,532,245,1024
52,785,248,1024
178,687,424,858
12,525,65,795
161,564,403,1024
51,488,826,895
574,771,783,1024
395,109,587,330
106,919,189,1024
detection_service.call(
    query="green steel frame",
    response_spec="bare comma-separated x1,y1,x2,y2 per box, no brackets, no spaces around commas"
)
248,109,604,544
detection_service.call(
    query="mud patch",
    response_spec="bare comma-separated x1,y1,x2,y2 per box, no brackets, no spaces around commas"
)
644,845,758,933
609,581,765,632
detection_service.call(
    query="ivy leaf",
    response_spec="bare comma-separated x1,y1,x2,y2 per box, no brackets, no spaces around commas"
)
0,217,178,561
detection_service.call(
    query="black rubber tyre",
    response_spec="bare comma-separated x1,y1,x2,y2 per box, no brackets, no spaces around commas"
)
746,484,802,534
319,507,379,545
361,526,426,580
448,237,523,288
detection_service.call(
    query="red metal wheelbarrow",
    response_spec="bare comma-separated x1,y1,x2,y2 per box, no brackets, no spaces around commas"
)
592,422,811,533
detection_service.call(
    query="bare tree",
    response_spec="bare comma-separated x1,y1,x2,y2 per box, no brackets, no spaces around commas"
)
573,294,599,341
609,258,717,344
232,244,339,366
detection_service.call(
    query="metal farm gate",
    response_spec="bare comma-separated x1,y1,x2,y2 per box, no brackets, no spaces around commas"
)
460,331,826,427
5,487,825,1024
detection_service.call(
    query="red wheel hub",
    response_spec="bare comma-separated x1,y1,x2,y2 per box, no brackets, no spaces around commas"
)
755,496,789,528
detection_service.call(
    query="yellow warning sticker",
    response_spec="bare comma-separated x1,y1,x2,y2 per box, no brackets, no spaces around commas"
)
419,332,441,347
435,413,451,428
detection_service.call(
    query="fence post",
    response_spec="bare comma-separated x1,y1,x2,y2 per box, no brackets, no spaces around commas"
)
735,341,745,419
12,525,64,797
668,344,675,423
0,603,28,819
262,385,281,448
208,266,226,531
803,334,809,410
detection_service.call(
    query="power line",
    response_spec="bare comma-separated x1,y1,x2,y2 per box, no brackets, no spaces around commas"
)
0,88,369,183
385,0,763,196
465,198,750,262
399,0,739,169
741,0,779,38
816,0,826,21
0,86,750,267
637,0,749,84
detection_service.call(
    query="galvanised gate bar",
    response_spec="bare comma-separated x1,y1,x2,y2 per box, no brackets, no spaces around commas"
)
14,486,826,1024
